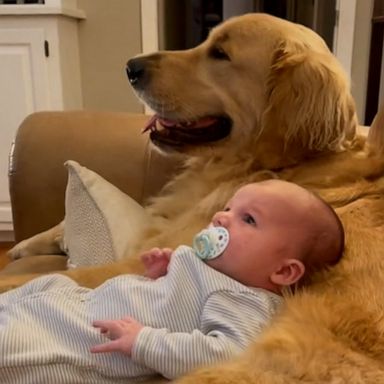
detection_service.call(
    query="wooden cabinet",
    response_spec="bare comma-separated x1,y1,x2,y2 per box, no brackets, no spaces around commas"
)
0,0,85,240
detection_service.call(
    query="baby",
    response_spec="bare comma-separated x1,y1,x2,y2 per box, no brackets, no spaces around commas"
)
0,180,344,383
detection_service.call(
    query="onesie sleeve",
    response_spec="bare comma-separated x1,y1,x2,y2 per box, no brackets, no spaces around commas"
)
131,290,279,379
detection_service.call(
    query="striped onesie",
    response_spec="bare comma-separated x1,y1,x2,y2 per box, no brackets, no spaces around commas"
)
0,246,282,384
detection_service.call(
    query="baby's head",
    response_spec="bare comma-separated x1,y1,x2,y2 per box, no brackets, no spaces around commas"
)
204,180,344,293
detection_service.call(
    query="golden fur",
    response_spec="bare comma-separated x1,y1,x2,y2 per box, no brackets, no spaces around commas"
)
4,13,384,382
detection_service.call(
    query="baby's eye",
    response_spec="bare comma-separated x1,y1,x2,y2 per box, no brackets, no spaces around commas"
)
243,214,256,226
223,207,230,212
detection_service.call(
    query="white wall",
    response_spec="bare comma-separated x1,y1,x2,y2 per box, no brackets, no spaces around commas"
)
77,0,143,113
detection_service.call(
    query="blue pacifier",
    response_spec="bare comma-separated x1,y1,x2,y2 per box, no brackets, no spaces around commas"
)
193,226,229,260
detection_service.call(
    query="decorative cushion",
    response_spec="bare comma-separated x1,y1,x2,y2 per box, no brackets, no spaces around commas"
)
63,160,149,268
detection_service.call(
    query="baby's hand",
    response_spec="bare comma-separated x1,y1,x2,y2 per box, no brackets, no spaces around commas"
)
91,316,144,356
140,247,173,279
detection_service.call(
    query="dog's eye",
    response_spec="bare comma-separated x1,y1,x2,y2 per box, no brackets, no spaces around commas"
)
209,46,230,61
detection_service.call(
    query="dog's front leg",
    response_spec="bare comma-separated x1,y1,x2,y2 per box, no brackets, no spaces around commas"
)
0,257,145,293
7,221,65,260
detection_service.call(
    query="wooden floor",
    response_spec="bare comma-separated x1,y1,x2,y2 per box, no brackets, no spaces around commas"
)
0,242,13,270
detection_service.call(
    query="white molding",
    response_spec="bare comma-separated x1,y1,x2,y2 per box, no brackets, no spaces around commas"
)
46,0,77,8
0,204,12,224
333,0,357,79
0,203,13,237
0,1,85,19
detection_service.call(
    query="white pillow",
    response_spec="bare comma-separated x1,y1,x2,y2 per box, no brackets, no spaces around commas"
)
63,160,149,268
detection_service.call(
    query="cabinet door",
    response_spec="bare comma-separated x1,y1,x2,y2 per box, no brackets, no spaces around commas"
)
0,28,49,234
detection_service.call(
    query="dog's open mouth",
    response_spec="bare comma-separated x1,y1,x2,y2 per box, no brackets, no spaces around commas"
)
142,115,232,147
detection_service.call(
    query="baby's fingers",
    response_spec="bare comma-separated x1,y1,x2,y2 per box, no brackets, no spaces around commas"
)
90,339,121,354
141,248,161,263
93,320,114,330
162,248,173,259
93,320,124,339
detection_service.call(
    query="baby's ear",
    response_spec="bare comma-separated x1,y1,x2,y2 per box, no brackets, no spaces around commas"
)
270,259,305,287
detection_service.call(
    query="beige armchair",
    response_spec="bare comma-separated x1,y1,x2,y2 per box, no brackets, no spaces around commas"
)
5,111,180,273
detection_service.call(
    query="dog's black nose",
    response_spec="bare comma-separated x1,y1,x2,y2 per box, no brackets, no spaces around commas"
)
126,58,146,86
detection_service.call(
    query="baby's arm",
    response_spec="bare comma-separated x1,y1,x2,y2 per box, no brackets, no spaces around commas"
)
130,291,279,379
140,247,173,279
91,317,143,355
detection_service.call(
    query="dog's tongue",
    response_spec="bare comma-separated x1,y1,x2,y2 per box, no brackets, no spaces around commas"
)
142,115,218,133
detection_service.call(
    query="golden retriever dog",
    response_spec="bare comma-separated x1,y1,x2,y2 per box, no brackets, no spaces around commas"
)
3,13,384,382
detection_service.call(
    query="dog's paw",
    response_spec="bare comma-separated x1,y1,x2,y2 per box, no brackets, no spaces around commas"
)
7,239,38,260
7,223,66,261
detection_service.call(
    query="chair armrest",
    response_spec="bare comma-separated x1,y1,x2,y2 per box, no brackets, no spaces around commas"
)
9,111,179,242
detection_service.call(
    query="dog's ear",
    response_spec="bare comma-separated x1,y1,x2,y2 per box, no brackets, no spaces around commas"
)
261,41,357,153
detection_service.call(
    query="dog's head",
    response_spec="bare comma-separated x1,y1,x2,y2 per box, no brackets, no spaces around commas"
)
127,13,357,167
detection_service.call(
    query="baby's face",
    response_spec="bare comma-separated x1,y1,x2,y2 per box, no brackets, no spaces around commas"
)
206,181,313,289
